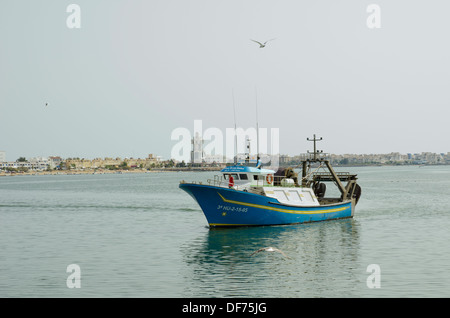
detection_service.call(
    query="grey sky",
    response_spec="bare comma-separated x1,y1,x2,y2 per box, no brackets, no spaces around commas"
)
1,1,449,161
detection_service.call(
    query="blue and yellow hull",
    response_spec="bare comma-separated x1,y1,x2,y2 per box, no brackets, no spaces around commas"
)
179,183,354,227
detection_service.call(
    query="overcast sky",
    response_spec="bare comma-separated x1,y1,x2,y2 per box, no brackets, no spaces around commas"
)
1,1,449,161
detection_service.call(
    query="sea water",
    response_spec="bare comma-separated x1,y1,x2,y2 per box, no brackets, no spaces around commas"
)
1,166,449,297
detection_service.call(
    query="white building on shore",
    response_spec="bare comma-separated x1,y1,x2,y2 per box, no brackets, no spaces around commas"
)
0,156,50,171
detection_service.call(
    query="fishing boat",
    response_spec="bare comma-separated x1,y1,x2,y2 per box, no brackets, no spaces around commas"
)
179,135,361,227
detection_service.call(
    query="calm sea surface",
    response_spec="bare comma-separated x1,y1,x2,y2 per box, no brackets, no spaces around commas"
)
1,166,449,297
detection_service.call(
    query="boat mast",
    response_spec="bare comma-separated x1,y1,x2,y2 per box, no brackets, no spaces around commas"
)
232,89,238,165
255,87,259,160
305,134,346,199
307,134,323,161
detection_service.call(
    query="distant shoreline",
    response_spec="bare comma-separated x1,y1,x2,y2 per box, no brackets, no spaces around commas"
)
1,164,449,177
0,167,223,177
0,169,149,177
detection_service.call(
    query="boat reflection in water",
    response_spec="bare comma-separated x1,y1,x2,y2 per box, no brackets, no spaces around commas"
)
181,218,361,297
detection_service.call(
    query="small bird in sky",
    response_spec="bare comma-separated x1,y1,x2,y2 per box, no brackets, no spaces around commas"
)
250,247,290,258
250,38,276,48
45,102,49,107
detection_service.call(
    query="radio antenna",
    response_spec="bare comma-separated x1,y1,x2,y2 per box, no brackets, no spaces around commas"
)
232,88,238,164
255,87,260,160
307,134,323,161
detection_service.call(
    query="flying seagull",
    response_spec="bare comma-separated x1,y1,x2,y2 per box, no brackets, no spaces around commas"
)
250,38,276,48
250,247,290,258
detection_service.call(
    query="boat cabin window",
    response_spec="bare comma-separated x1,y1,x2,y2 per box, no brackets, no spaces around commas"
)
239,174,248,180
253,175,264,180
224,173,239,180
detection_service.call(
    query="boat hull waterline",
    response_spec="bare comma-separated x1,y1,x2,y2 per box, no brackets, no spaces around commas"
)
180,183,354,227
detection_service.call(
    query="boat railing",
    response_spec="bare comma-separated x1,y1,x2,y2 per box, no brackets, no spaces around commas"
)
311,171,357,182
207,175,299,188
206,175,222,187
206,175,250,191
180,176,249,191
181,175,303,189
312,172,350,177
272,175,298,187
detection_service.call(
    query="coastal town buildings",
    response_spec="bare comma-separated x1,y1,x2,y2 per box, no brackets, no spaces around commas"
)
276,152,450,166
48,156,63,169
0,156,53,171
0,154,163,172
64,154,162,170
1,151,450,173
